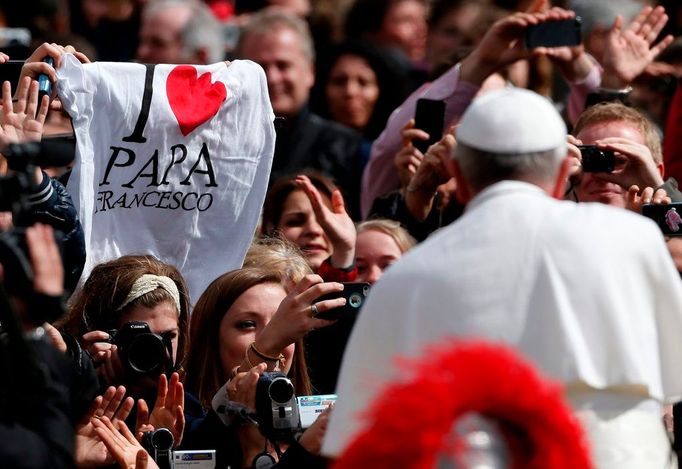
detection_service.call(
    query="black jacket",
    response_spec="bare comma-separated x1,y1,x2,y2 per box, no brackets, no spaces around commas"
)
271,108,365,219
26,172,86,293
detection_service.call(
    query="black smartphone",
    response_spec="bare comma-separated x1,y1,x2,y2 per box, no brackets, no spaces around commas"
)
525,18,582,49
642,203,682,236
413,98,445,154
314,282,371,320
578,145,616,173
0,60,23,91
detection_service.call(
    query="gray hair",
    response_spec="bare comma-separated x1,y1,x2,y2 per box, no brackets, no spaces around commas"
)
238,9,315,63
144,0,225,64
454,144,565,192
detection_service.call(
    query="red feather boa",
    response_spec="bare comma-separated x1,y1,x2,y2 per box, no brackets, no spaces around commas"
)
333,340,592,469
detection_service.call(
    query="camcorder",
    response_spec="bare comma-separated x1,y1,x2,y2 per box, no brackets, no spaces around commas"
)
142,428,174,469
107,321,174,376
255,372,337,443
142,428,215,469
256,372,301,442
0,142,73,325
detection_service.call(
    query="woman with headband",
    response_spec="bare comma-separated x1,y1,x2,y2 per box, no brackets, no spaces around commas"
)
59,254,191,446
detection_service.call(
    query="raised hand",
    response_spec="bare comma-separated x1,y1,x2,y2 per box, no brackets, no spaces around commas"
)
137,372,185,447
252,274,344,366
405,132,457,221
18,42,91,84
602,6,674,88
460,8,576,86
591,137,664,190
25,224,63,296
625,185,670,214
296,174,356,269
0,78,48,148
394,119,428,189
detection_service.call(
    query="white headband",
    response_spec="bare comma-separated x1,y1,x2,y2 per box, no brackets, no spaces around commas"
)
116,274,182,313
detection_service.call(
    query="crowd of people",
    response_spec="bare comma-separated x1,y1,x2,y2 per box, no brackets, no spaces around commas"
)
2,0,682,468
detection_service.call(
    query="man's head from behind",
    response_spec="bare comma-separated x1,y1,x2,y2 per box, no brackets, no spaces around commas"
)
237,10,315,119
137,0,225,65
572,102,662,208
452,88,569,204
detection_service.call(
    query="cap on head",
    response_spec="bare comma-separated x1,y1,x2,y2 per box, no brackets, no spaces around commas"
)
456,88,567,155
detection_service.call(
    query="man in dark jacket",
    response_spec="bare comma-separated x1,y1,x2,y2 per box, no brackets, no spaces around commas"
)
237,9,364,218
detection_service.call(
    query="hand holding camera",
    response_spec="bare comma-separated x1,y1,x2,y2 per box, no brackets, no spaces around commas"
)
585,137,664,190
251,274,344,365
460,7,578,86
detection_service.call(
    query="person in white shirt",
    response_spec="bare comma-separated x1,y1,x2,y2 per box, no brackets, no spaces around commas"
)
323,87,682,468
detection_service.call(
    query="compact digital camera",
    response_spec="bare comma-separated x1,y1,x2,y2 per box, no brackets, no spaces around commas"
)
577,145,616,173
255,372,301,442
108,321,172,376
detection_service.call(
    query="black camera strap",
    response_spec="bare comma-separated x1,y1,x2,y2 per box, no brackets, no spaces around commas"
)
162,332,175,377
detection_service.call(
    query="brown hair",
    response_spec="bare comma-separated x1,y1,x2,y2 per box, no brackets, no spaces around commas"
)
573,102,662,164
185,267,312,408
260,171,337,236
61,254,190,370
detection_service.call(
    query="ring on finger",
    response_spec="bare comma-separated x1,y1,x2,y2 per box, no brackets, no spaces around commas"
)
310,303,320,316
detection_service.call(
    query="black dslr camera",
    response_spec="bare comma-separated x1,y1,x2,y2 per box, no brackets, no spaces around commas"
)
108,321,173,376
255,372,301,443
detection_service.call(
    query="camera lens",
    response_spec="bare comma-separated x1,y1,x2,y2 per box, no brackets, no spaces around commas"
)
349,293,363,308
149,428,174,450
127,334,166,374
268,376,295,403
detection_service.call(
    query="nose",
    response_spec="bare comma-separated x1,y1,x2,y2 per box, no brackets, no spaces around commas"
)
365,265,382,285
344,80,359,97
303,217,324,237
264,64,283,87
136,42,150,62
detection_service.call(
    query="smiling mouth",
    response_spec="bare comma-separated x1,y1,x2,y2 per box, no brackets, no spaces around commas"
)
302,244,326,253
589,188,622,196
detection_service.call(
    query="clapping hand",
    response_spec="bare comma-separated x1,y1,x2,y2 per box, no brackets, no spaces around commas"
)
75,386,135,468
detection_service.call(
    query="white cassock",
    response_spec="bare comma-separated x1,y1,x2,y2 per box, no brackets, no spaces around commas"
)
323,181,682,468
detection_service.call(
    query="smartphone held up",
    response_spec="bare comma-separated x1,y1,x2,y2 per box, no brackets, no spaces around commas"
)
525,17,582,49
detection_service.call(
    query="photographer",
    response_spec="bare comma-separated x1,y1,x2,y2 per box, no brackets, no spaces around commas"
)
0,224,75,469
58,255,190,450
0,45,88,294
184,258,342,468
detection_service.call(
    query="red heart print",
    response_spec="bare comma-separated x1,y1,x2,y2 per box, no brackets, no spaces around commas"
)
166,65,227,136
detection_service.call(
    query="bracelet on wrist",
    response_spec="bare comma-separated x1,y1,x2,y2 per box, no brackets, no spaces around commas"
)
249,342,284,369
